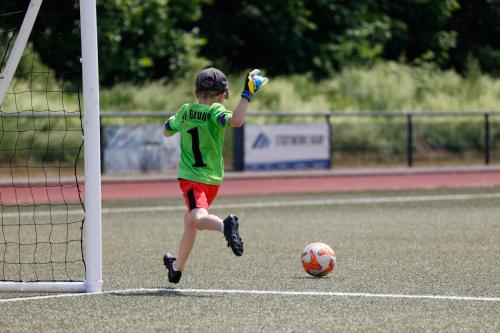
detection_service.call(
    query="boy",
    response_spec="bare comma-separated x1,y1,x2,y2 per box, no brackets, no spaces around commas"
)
162,67,268,283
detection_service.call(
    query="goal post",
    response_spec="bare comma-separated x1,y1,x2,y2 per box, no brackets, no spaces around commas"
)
81,0,103,294
0,0,42,105
0,0,102,293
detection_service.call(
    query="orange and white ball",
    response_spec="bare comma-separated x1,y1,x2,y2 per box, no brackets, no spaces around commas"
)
301,242,336,277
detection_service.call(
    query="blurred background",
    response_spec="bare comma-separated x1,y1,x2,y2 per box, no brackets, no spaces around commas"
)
1,0,500,173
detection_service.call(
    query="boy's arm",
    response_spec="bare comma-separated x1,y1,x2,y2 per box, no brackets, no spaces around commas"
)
229,98,250,128
164,109,182,137
163,121,176,137
230,69,268,128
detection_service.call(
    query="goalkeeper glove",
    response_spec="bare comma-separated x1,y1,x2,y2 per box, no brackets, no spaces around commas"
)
241,69,268,102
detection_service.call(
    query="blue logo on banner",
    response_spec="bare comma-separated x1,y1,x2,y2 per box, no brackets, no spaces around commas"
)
252,132,271,149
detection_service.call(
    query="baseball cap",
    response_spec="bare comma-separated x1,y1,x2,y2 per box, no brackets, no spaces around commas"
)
195,67,229,94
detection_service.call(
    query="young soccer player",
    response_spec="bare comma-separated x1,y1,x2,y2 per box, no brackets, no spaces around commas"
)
162,67,268,283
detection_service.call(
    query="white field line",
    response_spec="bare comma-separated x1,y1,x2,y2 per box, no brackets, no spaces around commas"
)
2,192,500,218
1,287,500,303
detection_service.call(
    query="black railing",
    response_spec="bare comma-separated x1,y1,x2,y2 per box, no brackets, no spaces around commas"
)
98,110,499,170
231,110,498,169
6,110,495,170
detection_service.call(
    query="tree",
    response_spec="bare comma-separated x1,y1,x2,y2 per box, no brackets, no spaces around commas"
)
449,0,500,76
96,0,207,85
197,0,391,77
380,0,460,67
0,0,207,86
3,0,500,83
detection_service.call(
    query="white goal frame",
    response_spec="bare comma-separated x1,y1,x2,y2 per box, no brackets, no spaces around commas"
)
0,0,102,293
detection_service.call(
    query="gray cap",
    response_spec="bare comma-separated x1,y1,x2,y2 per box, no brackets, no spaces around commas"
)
195,67,229,92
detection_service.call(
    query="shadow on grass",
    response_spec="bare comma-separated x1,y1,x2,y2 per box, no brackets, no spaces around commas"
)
109,288,222,298
292,275,331,280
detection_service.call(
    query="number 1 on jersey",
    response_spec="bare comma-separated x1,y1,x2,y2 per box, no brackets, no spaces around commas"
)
187,127,207,167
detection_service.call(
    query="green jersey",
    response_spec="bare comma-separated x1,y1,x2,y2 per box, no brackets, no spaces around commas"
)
165,103,233,185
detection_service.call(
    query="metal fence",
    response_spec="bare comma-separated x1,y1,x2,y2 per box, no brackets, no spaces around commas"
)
100,110,500,170
3,110,497,175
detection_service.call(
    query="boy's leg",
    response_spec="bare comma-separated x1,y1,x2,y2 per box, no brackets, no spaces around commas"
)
164,211,194,283
190,208,244,256
190,208,223,231
174,211,198,271
165,180,243,283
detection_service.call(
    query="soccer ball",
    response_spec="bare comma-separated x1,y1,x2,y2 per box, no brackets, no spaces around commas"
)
301,242,336,277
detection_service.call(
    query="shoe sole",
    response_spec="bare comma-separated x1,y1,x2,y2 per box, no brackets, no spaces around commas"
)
224,217,243,256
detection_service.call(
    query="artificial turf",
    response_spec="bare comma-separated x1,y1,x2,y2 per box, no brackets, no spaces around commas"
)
1,188,499,332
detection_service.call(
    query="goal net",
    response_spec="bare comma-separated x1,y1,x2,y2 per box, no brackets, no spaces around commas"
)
0,0,101,292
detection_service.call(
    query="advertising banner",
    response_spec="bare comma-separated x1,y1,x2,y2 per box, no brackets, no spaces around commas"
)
244,123,330,170
103,125,179,173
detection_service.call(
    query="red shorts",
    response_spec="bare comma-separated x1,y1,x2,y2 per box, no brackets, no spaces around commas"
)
179,179,220,211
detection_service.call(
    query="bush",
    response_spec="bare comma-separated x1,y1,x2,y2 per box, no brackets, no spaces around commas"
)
4,62,500,167
98,62,500,113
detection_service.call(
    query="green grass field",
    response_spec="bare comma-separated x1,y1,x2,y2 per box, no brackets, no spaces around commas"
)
1,188,500,332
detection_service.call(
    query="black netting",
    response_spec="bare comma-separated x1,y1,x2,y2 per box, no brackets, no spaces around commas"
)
0,1,85,282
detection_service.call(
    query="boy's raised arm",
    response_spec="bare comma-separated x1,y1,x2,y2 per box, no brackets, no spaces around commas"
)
230,98,250,128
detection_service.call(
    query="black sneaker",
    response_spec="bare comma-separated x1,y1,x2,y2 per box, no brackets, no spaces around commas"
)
163,252,182,283
223,215,244,256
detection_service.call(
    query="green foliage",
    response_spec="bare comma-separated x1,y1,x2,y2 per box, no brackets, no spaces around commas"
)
2,61,500,165
0,116,82,163
198,0,391,77
98,61,500,112
98,62,500,164
0,0,209,86
100,80,196,111
415,118,485,152
3,0,500,83
330,115,495,165
96,0,209,85
381,0,460,67
325,62,500,111
331,117,408,162
449,0,500,76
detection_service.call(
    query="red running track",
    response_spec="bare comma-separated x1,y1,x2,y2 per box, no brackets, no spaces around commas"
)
2,170,500,204
102,171,500,200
